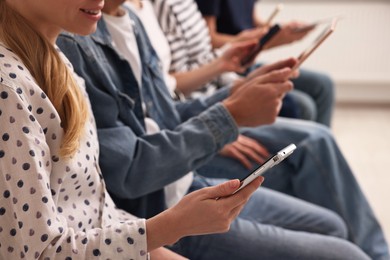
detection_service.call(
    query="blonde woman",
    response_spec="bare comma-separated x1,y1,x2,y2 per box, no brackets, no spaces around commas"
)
0,0,264,259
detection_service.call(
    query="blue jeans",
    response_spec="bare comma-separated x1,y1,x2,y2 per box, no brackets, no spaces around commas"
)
247,64,335,126
169,175,369,260
291,68,335,127
197,117,389,259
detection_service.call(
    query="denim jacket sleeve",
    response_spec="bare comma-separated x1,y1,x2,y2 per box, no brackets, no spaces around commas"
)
175,86,232,121
57,33,239,200
99,102,238,200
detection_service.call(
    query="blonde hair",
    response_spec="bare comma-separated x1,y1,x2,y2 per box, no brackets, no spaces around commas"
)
0,1,88,158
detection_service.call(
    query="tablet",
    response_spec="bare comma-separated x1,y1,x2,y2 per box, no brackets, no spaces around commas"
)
292,16,339,33
291,18,338,73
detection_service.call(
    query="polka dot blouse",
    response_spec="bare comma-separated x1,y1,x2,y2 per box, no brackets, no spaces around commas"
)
0,42,148,259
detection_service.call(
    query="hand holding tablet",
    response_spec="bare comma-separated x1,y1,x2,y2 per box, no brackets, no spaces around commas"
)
290,18,338,75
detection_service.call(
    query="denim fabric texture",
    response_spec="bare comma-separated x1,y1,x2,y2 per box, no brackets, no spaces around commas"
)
57,7,388,260
198,118,389,259
246,63,335,126
169,176,370,260
290,69,335,126
57,9,238,219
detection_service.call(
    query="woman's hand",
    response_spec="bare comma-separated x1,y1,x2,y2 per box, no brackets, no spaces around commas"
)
235,27,268,44
219,134,270,169
146,177,264,251
173,40,257,96
149,247,189,260
225,67,293,127
231,57,297,95
245,57,299,82
168,177,264,235
264,20,314,49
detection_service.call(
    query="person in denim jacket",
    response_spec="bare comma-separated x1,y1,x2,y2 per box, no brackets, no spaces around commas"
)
57,2,388,260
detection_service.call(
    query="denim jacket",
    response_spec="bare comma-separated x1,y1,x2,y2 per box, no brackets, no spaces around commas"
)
57,8,238,218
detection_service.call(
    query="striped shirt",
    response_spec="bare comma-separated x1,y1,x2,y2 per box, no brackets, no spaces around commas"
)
152,0,216,72
152,0,239,98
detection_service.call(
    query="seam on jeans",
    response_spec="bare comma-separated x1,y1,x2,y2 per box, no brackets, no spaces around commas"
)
303,140,357,243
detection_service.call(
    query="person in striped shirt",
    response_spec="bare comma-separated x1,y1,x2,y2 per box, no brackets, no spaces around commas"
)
152,0,335,127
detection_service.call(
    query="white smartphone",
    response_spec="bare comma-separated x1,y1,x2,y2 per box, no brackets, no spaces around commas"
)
232,143,297,194
290,18,338,74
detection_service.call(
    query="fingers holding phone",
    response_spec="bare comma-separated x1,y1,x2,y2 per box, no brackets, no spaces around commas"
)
218,39,259,73
240,24,281,66
247,17,337,82
235,27,269,44
225,176,265,219
218,176,265,212
233,144,296,194
165,177,264,238
219,134,270,169
215,176,264,230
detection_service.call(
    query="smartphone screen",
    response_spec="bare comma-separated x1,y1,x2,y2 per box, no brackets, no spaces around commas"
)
232,144,296,194
241,24,281,66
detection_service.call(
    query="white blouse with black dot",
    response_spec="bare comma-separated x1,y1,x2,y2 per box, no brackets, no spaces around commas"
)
0,43,148,259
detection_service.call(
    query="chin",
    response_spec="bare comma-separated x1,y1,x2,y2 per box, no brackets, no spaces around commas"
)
73,26,97,36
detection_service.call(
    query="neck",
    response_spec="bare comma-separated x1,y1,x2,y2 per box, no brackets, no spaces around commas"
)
102,1,126,17
128,0,143,10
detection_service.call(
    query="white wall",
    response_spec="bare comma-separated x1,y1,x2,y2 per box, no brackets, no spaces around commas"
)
256,1,390,103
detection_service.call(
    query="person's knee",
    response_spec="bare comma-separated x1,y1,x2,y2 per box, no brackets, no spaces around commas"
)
317,73,335,103
313,123,337,147
287,119,333,143
301,70,334,91
327,239,371,260
323,211,349,239
297,70,335,103
318,73,335,89
289,90,317,121
298,121,334,144
298,98,317,121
